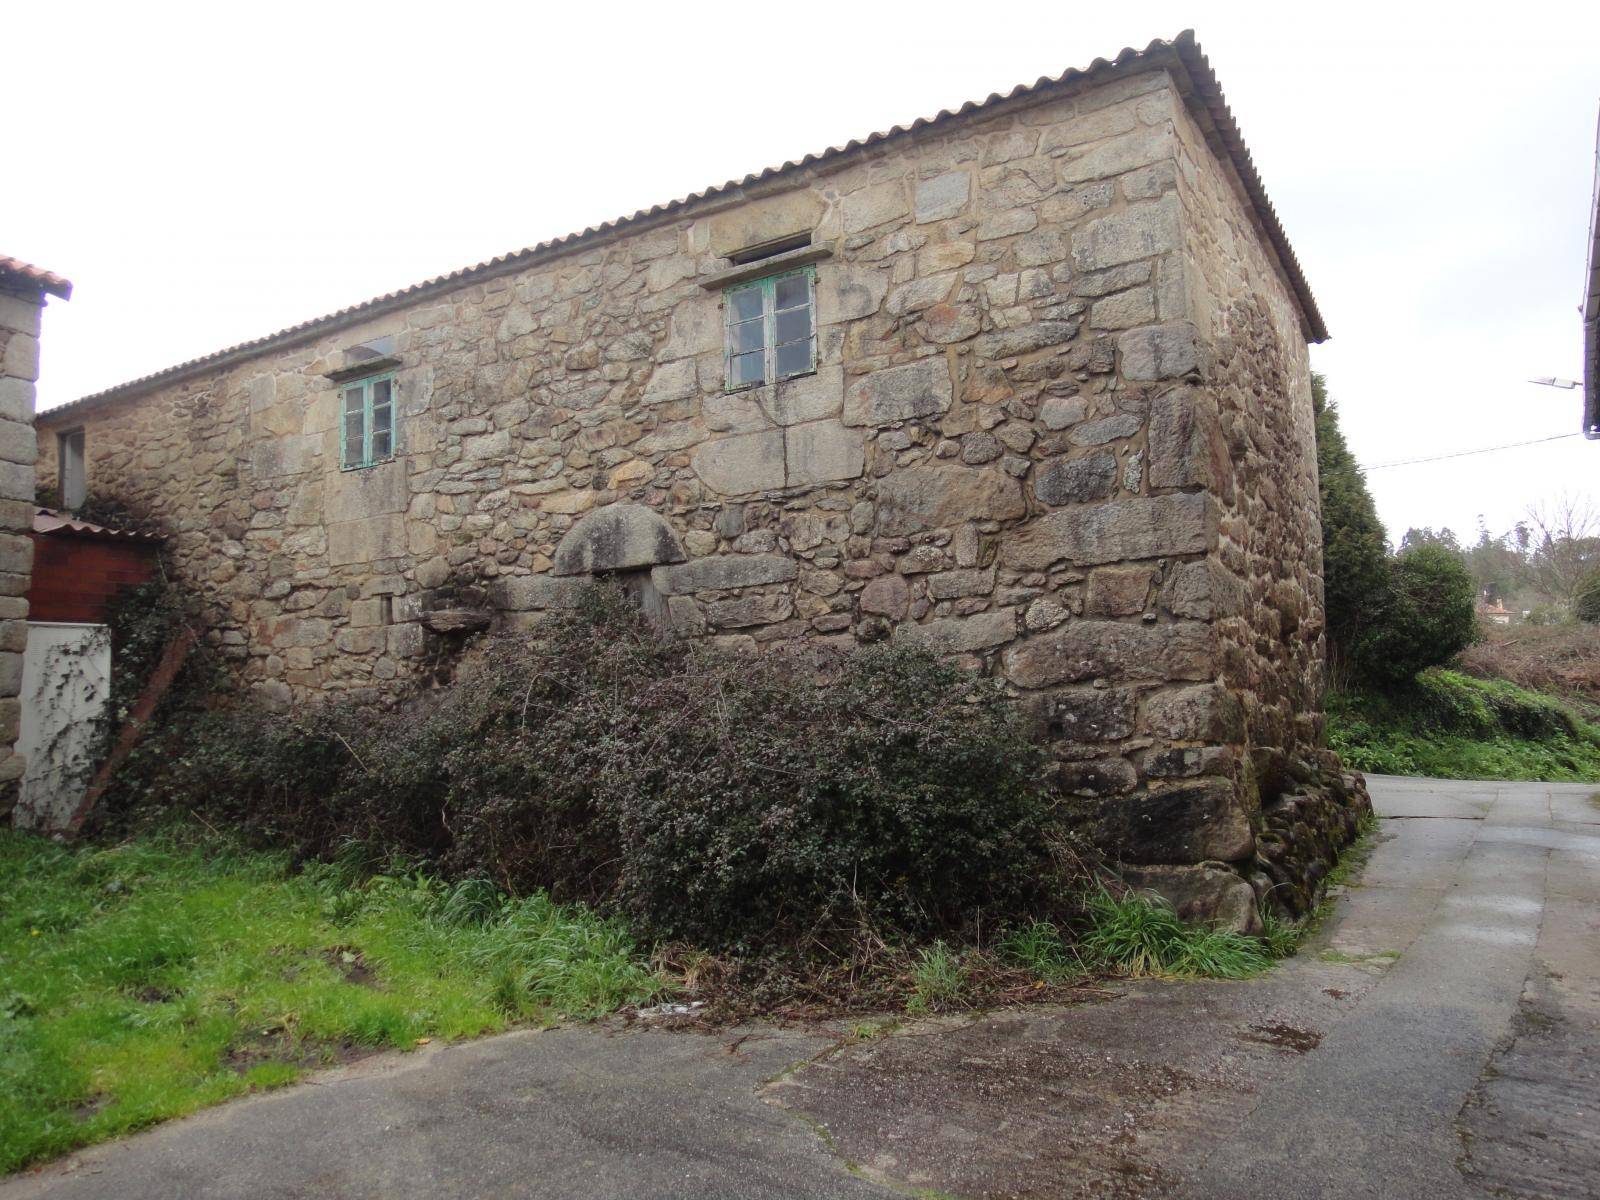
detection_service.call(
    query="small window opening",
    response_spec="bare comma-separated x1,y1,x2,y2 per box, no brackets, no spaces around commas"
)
724,267,817,390
727,233,812,265
340,374,397,470
58,429,86,510
379,595,394,625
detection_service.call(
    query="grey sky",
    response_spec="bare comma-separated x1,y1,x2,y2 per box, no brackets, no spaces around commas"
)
8,1,1597,543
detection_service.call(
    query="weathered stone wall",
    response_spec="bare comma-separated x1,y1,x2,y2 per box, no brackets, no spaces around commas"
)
36,60,1361,914
1156,97,1369,913
0,283,42,817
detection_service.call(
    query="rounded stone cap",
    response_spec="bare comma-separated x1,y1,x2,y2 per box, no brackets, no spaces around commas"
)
551,503,687,576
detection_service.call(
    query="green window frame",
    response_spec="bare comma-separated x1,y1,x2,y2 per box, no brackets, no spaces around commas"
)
339,373,396,470
724,267,816,390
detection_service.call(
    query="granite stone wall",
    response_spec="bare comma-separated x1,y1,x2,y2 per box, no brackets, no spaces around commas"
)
0,282,43,817
35,61,1363,915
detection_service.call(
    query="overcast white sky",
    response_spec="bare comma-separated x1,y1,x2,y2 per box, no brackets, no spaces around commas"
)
7,1,1597,543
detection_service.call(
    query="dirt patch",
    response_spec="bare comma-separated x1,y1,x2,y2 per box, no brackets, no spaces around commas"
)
1239,1022,1323,1054
321,945,379,988
224,1028,380,1076
766,1010,1217,1199
71,1094,112,1124
133,985,178,1004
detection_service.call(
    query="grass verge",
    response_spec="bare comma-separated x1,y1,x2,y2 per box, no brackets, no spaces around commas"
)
0,827,664,1175
1327,669,1600,782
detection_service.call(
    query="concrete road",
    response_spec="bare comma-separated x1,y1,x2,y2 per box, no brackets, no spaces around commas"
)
4,775,1597,1199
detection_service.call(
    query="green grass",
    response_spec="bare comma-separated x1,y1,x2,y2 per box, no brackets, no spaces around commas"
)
905,941,969,1015
0,828,665,1174
1327,669,1600,782
1078,888,1275,980
995,920,1084,981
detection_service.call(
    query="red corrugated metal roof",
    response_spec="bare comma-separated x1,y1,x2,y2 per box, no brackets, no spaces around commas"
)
0,256,72,300
32,508,165,541
38,29,1324,425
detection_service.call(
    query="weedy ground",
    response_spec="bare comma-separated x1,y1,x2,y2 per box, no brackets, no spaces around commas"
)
1328,668,1600,782
2,820,1360,1176
0,828,663,1175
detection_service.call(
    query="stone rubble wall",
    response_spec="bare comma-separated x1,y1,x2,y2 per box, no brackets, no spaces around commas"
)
0,284,41,818
36,62,1357,906
1154,95,1366,916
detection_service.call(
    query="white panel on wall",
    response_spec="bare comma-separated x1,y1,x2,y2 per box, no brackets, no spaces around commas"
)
15,622,112,831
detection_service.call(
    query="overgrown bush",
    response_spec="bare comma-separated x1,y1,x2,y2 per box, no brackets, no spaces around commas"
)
1352,545,1477,685
105,586,1060,955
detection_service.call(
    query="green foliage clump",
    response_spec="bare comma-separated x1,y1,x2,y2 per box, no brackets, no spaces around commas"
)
1316,375,1484,687
0,827,662,1174
1577,571,1600,624
1351,546,1478,685
1077,888,1274,979
905,942,971,1015
106,585,1057,956
1313,374,1390,671
1327,669,1600,782
996,920,1083,981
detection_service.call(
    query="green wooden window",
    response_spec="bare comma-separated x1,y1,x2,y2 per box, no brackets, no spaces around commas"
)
340,374,396,470
724,267,816,390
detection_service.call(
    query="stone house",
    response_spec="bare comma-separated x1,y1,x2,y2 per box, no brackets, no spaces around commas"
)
1,256,71,819
32,32,1364,919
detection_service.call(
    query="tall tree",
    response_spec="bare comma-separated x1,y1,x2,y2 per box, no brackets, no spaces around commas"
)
1524,495,1600,611
1400,527,1463,554
1313,374,1388,675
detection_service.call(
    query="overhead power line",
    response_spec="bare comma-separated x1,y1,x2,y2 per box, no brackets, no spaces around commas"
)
1358,432,1582,472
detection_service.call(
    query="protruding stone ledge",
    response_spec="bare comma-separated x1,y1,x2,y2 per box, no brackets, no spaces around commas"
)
696,242,835,291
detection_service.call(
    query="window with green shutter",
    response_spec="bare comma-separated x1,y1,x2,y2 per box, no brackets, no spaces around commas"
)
339,374,397,470
724,267,816,390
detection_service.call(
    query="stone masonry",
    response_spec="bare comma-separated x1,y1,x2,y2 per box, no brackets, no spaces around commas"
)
32,34,1367,921
0,257,71,819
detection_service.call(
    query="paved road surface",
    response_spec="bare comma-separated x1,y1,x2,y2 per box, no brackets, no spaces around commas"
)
4,775,1596,1199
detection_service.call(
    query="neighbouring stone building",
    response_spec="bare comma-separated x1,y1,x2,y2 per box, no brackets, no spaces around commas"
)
1,256,72,819
32,32,1367,922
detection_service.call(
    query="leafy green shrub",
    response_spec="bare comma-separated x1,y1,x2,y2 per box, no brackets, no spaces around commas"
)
1577,571,1600,624
1314,374,1390,677
1353,545,1477,685
107,585,1058,955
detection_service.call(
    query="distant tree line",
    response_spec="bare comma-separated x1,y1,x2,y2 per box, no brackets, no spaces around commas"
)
1397,495,1600,625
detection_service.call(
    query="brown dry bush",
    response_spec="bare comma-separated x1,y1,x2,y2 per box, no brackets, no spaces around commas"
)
1459,624,1600,711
